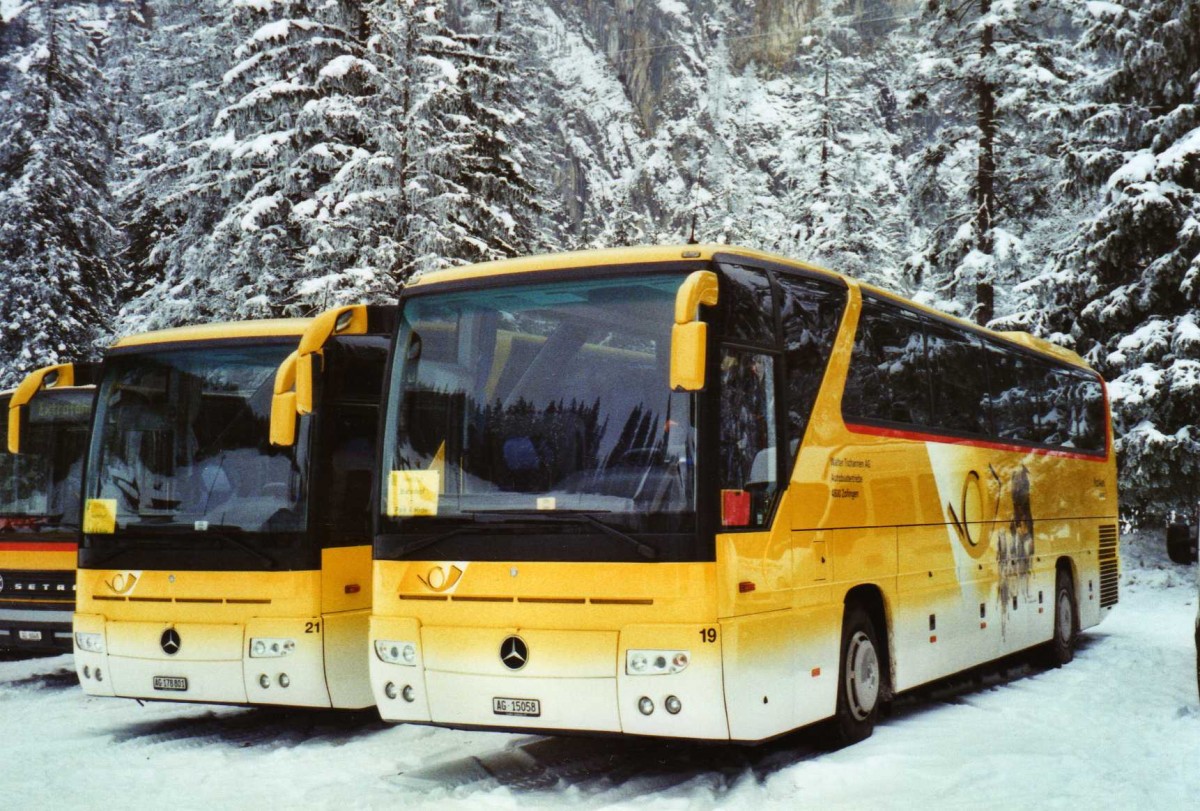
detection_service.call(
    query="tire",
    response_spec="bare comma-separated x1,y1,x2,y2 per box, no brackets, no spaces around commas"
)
829,604,884,747
1044,568,1078,667
1190,628,1200,705
1166,524,1191,565
1195,626,1199,702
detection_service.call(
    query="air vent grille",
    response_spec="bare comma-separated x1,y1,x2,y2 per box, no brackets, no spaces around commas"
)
1098,524,1119,608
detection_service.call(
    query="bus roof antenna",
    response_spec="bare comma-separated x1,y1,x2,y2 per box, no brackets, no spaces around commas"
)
687,212,699,245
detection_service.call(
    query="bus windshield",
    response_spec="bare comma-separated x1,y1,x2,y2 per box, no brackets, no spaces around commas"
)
85,344,307,541
0,391,90,528
379,271,699,561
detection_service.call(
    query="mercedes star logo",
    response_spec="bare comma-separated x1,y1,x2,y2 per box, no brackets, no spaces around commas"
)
500,635,528,671
160,628,181,656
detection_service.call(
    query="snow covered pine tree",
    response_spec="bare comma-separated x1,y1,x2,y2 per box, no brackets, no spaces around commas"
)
1040,0,1200,521
0,0,117,386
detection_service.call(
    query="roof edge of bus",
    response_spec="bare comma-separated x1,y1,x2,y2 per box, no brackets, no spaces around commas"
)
406,244,843,287
993,331,1091,369
111,318,314,349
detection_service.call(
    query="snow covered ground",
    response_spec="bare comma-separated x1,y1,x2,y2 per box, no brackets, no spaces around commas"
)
2,533,1196,810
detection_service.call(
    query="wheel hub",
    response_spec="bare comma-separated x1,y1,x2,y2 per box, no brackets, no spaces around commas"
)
846,630,880,721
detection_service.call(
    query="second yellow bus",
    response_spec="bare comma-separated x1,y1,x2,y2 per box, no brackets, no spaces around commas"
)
368,245,1118,743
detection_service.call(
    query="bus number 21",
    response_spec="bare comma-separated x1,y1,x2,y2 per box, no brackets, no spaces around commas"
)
305,622,321,634
699,628,717,644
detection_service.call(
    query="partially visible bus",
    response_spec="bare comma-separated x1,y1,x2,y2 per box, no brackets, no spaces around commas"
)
0,364,95,652
368,245,1118,744
30,307,392,706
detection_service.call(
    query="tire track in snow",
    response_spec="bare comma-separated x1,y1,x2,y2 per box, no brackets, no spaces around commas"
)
389,646,1088,805
106,707,386,752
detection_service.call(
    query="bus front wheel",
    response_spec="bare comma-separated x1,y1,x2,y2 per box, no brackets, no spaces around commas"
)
830,604,883,747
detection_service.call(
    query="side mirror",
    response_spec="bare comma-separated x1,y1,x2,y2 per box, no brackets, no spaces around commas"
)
670,270,719,391
270,352,300,447
8,363,78,453
270,304,370,447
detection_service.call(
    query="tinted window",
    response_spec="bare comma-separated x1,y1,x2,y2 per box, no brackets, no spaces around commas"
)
1067,373,1106,452
1037,365,1106,452
844,301,930,426
720,265,775,345
985,344,1039,443
322,337,387,546
777,274,846,451
718,348,778,528
1035,364,1073,446
926,321,989,435
843,300,1106,454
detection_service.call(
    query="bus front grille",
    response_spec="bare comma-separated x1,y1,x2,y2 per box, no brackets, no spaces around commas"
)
1098,524,1118,608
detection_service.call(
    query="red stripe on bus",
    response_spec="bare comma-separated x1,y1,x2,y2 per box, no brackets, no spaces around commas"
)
842,421,1110,462
0,542,78,552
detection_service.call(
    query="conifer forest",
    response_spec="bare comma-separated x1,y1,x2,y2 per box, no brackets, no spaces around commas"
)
1,0,1198,521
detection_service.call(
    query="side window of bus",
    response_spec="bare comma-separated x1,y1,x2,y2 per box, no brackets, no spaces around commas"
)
776,274,846,453
720,265,775,344
1037,364,1107,450
1066,372,1106,452
926,321,989,435
1035,365,1074,446
985,343,1038,443
844,301,930,426
719,348,779,528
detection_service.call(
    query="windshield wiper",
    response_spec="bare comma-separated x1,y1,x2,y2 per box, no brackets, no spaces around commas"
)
389,524,481,558
462,510,659,560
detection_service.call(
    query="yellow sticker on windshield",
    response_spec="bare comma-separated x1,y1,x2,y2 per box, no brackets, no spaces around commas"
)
83,499,117,534
387,471,440,517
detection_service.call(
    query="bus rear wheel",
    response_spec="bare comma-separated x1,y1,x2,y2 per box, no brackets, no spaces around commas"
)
830,604,883,747
1044,568,1077,667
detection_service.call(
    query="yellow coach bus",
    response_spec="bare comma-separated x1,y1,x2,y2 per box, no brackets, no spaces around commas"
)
368,245,1118,744
36,307,393,706
0,366,95,652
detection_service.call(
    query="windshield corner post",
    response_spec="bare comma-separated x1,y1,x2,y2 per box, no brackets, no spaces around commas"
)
8,362,79,454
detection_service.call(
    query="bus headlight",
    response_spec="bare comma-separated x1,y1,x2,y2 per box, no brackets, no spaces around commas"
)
75,632,104,654
374,640,418,665
249,637,295,658
625,649,689,675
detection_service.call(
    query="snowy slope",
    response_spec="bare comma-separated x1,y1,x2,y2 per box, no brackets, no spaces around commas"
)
1,533,1196,809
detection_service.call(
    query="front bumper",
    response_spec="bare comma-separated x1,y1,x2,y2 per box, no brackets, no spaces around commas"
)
73,613,333,707
369,615,729,739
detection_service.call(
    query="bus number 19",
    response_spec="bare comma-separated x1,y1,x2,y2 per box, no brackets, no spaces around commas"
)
699,627,717,644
